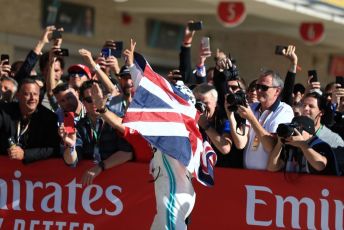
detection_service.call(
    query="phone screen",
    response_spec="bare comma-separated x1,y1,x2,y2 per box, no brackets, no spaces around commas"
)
275,45,287,55
308,70,318,82
1,54,9,65
113,41,123,58
201,37,211,58
336,76,344,88
101,48,114,58
188,21,203,31
64,112,75,134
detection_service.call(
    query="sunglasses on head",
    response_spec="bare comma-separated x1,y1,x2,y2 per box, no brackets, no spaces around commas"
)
69,72,86,78
83,96,93,104
255,84,278,92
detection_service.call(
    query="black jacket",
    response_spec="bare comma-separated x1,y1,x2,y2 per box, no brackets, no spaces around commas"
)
0,102,60,163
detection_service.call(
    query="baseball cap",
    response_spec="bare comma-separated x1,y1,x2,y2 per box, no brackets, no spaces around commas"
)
68,64,92,79
119,66,130,76
292,116,315,135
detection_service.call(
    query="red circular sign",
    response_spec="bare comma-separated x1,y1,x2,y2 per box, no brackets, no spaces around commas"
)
299,22,325,44
217,2,246,27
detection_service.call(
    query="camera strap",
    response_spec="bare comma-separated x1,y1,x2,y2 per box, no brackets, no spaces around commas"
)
16,120,30,145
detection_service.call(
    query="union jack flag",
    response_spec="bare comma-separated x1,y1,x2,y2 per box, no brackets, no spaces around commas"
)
122,52,216,186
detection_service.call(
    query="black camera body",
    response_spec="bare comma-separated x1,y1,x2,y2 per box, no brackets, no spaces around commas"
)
276,123,303,139
226,90,246,112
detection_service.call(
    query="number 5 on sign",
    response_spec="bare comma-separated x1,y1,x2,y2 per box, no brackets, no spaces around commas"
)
217,2,246,27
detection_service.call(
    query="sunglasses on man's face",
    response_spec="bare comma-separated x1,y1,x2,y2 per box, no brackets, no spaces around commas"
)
83,96,93,104
255,84,278,92
69,72,86,78
228,85,240,91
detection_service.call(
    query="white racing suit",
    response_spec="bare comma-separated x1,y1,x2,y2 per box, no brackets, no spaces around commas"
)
150,149,196,230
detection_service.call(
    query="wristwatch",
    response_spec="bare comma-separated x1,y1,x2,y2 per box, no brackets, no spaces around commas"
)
98,161,105,171
96,107,108,114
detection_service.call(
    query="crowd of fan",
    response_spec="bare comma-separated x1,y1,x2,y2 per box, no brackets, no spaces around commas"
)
1,22,344,185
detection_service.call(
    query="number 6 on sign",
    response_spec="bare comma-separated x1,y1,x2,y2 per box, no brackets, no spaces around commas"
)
299,22,325,45
217,1,246,27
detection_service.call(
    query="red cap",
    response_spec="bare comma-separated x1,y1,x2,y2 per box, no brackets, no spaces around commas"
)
68,64,92,79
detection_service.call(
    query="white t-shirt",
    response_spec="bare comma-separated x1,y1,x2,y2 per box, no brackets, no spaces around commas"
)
244,100,294,170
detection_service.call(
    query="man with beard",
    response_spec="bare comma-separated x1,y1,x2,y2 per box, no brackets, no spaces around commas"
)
0,78,60,163
118,65,134,110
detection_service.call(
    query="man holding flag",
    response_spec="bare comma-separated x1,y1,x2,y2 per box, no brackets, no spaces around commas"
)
122,39,216,229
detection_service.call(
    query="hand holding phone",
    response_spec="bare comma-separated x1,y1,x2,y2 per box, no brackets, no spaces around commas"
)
308,70,318,83
275,45,287,55
188,21,203,31
64,112,75,134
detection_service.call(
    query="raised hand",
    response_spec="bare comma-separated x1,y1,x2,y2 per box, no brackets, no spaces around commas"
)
106,56,120,74
91,83,108,110
42,25,56,44
282,45,298,65
58,124,77,147
123,38,136,67
183,20,195,45
78,48,95,66
0,59,11,77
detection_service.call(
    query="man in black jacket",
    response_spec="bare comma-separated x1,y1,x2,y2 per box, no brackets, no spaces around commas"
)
0,78,60,163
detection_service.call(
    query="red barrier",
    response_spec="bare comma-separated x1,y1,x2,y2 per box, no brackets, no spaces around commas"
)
0,156,343,229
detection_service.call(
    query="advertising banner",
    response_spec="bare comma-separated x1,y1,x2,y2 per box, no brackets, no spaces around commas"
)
1,157,343,229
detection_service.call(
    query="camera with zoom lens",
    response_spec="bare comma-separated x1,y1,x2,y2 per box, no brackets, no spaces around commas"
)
195,100,206,113
226,90,246,112
276,123,303,139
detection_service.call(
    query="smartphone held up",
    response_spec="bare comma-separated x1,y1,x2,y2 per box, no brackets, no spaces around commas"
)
64,112,75,134
275,45,287,55
308,70,318,83
101,41,123,58
201,37,211,57
188,21,203,31
1,54,10,65
54,48,69,57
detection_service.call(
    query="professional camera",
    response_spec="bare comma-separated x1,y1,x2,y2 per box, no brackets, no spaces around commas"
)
226,90,246,112
195,100,206,114
277,116,315,139
276,123,302,139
